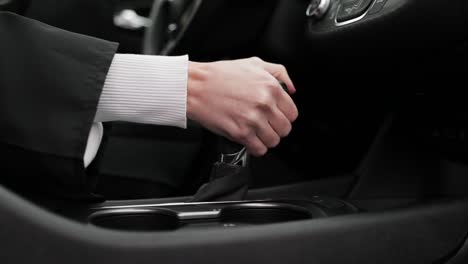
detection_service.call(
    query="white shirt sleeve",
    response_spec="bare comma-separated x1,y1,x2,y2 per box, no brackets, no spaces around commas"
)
83,54,189,168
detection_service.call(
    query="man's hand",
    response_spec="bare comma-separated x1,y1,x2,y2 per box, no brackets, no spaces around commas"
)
187,57,299,157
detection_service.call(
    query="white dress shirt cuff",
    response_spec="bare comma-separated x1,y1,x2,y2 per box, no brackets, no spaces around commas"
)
84,123,104,168
84,54,189,168
95,54,188,128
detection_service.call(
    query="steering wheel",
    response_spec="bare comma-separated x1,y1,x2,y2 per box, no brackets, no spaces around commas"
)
0,0,31,14
143,0,203,55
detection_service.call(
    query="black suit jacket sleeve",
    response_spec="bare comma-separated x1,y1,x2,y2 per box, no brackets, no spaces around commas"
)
0,12,118,199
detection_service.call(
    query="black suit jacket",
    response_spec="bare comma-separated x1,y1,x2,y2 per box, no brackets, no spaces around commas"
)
0,12,118,199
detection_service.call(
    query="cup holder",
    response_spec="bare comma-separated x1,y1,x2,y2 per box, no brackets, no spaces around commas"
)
219,203,312,224
89,208,180,231
89,203,316,231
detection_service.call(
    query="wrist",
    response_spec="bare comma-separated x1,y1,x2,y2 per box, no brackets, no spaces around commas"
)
187,61,210,121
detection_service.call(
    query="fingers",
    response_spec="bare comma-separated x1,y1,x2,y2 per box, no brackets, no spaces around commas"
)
228,109,287,156
237,105,292,156
268,107,293,138
256,120,281,149
245,136,268,157
244,113,290,156
263,75,299,123
229,127,267,157
276,88,299,123
253,57,296,94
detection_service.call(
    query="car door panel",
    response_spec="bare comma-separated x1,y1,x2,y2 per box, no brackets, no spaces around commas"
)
2,184,468,264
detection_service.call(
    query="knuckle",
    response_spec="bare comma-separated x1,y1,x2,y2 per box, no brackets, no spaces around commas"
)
284,104,299,122
269,136,281,148
281,122,292,137
258,147,268,156
257,99,270,111
252,148,267,157
251,56,263,63
247,142,267,157
255,91,274,110
251,150,262,157
244,110,259,123
265,80,279,90
230,129,246,142
277,64,287,73
265,80,282,97
238,133,249,142
290,108,299,122
238,127,252,142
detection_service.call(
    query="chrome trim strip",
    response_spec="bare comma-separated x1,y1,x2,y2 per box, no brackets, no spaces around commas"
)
88,208,179,220
92,200,272,210
178,211,220,220
306,0,331,20
335,0,378,26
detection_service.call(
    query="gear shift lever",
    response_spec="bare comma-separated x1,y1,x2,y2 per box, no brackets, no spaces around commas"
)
219,139,249,167
190,81,289,202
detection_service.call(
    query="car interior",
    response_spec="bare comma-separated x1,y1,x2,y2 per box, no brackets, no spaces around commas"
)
2,0,468,263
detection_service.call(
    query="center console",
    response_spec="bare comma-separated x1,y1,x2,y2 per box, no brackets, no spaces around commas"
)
67,197,358,232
